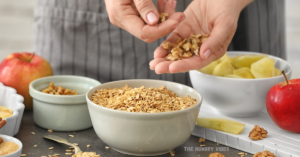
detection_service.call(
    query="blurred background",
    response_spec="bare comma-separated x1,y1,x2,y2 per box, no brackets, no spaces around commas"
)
0,0,299,78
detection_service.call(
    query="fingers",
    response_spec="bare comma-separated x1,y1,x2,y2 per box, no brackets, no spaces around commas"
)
200,16,237,60
123,12,184,43
164,0,177,15
149,58,167,70
133,0,160,25
157,0,166,13
0,119,6,129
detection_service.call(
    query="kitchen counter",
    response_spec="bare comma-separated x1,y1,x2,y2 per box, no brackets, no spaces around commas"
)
16,111,253,157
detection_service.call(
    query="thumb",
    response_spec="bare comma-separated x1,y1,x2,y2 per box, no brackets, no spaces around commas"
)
200,17,237,60
133,0,160,25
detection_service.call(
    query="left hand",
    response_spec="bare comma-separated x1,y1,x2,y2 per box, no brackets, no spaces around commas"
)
150,0,252,74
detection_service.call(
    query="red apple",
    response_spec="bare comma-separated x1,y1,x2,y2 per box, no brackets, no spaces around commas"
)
0,52,53,110
266,71,300,133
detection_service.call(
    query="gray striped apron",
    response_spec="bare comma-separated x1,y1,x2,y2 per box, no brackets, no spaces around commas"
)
34,0,286,85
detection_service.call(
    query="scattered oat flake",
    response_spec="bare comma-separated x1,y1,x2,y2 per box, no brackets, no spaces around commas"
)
238,152,244,155
48,129,53,132
199,138,205,143
105,146,110,150
69,135,74,137
31,132,35,135
21,154,26,156
65,153,72,155
54,154,60,156
73,143,78,146
170,150,175,156
41,156,47,157
200,145,205,147
87,145,91,148
66,150,71,152
69,147,74,149
49,147,54,150
34,145,37,147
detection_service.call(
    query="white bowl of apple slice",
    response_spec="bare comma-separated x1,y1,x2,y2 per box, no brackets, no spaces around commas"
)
189,51,292,118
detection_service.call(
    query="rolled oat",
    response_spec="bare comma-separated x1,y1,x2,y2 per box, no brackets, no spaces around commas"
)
91,85,197,113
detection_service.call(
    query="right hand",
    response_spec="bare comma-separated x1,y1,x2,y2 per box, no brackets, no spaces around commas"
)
104,0,185,43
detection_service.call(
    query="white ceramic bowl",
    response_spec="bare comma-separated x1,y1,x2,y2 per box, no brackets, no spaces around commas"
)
86,80,202,156
189,51,292,118
0,83,24,136
29,75,101,131
0,134,23,157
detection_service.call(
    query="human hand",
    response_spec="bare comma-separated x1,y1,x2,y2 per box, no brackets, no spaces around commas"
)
150,0,253,73
104,0,185,43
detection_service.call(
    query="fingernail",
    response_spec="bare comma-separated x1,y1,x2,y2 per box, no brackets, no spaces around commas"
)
163,0,167,4
179,16,185,22
173,1,177,10
204,49,211,59
172,25,178,30
147,12,158,24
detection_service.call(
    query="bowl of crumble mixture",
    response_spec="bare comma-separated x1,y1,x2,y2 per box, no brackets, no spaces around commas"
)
86,79,202,156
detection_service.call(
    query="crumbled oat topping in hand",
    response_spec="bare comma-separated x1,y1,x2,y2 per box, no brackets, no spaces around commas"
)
72,152,100,157
91,85,197,113
159,13,168,23
42,82,77,95
162,34,209,61
249,125,268,140
209,152,225,157
253,150,276,157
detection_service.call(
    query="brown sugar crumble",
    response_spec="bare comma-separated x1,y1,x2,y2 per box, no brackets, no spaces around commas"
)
42,82,77,95
209,152,225,157
162,33,209,61
249,125,268,140
91,85,197,113
253,150,276,157
0,141,19,156
159,13,168,23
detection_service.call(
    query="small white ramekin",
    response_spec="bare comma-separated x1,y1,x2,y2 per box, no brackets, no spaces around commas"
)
0,83,25,136
29,75,101,131
0,134,23,157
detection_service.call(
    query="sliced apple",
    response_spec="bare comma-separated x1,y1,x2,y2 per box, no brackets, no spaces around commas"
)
224,74,243,79
230,55,240,63
212,60,235,76
197,118,246,135
275,68,281,76
233,55,267,68
198,61,219,75
233,67,255,79
217,54,231,63
251,57,275,78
